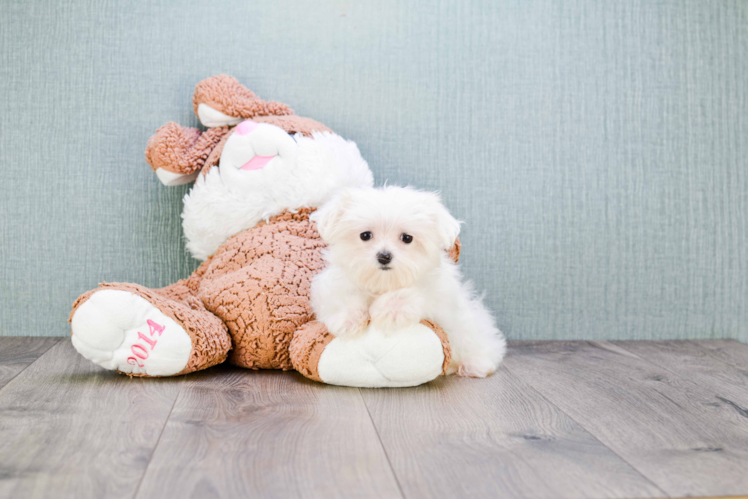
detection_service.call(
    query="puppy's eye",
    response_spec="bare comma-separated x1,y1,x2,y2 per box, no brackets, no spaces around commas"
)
360,231,373,241
400,233,413,244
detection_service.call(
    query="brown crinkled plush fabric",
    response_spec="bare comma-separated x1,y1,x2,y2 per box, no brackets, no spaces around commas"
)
145,123,231,174
200,128,234,176
195,208,327,370
155,279,197,303
70,282,232,376
193,74,294,119
420,320,452,374
288,321,335,382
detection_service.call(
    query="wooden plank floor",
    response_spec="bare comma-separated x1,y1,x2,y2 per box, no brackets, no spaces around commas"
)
1,338,747,498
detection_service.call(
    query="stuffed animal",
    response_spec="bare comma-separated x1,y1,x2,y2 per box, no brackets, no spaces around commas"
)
69,75,457,387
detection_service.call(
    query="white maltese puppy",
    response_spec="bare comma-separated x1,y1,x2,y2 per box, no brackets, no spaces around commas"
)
311,186,506,377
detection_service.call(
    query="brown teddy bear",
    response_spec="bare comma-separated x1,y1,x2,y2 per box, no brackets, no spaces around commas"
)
69,75,457,387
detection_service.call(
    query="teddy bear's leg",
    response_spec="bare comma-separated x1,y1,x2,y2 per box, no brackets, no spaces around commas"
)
198,262,317,372
192,74,294,128
289,320,452,388
144,122,231,186
69,283,231,377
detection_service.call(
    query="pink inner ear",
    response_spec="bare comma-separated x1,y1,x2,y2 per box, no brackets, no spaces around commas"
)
235,120,258,135
240,155,274,171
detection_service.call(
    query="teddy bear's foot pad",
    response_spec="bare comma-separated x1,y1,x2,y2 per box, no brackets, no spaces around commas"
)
71,290,192,377
318,323,445,388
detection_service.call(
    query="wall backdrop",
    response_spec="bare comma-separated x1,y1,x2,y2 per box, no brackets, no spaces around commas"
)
1,1,746,341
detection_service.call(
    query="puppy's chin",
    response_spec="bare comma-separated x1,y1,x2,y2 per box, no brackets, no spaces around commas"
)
350,264,414,294
341,251,436,295
353,266,415,295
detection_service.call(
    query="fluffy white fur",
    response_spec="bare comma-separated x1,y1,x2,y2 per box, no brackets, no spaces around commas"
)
311,186,506,377
182,129,373,260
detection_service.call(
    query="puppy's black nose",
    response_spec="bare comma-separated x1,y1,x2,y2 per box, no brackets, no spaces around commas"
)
377,251,393,265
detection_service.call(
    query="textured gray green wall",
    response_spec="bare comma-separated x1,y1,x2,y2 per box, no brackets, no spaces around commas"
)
1,1,746,340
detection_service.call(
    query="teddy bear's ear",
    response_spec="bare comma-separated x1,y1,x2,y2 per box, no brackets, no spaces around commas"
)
313,189,354,243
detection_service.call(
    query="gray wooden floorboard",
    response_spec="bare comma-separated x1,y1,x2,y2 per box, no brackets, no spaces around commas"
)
503,340,748,498
136,366,402,499
612,340,748,419
359,365,665,498
690,339,748,372
5,338,748,498
0,339,184,498
0,337,60,390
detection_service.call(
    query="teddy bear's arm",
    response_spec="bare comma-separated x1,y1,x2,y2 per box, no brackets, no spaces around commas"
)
193,74,294,127
191,76,333,134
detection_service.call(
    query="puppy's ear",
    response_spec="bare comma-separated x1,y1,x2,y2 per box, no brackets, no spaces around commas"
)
433,200,461,250
313,189,353,242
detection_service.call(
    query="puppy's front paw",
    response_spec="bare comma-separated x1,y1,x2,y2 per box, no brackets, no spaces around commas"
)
455,356,498,378
327,307,370,338
369,288,424,330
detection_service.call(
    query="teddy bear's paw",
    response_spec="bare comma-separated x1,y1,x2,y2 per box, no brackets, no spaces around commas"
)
197,103,243,128
454,356,499,378
71,290,192,377
316,323,445,388
192,75,293,126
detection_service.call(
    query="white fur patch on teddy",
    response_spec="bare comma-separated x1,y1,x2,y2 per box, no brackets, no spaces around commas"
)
197,103,243,128
317,323,445,388
71,290,192,377
155,168,200,186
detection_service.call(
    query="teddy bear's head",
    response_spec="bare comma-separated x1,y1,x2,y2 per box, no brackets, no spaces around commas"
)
144,75,373,260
